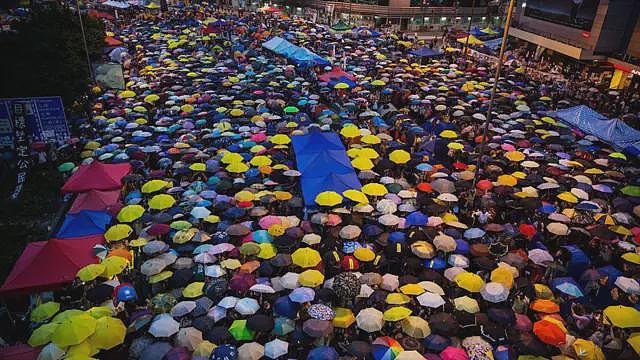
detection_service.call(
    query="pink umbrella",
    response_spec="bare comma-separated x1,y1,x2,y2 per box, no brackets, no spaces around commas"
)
514,313,532,331
251,133,267,142
230,273,257,293
209,243,236,255
326,214,342,226
259,216,282,229
501,143,516,151
440,346,469,360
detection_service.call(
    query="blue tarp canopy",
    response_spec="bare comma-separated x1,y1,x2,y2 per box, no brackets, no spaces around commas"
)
410,47,443,58
56,210,112,238
552,105,640,156
483,38,502,50
469,27,487,37
291,129,361,206
262,36,330,67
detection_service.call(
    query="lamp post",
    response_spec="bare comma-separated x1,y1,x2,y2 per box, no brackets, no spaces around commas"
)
462,0,476,57
75,0,94,80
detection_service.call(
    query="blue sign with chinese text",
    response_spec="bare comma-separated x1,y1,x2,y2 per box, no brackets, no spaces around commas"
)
0,97,70,150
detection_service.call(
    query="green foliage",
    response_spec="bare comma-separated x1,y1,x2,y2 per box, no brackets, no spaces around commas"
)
0,3,105,109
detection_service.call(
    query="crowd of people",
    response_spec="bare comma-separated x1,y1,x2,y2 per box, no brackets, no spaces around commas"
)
4,3,640,360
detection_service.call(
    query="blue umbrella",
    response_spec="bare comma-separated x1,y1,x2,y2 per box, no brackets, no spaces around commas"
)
464,227,486,239
424,257,446,270
423,334,450,352
539,204,557,214
307,346,338,360
211,344,238,360
551,277,584,297
273,296,299,318
273,317,296,336
289,287,315,303
406,211,428,226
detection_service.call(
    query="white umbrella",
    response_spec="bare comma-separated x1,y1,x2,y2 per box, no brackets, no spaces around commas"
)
170,301,196,317
444,267,467,281
38,343,65,360
380,274,399,291
235,297,260,315
217,296,239,309
339,225,362,240
356,307,384,332
418,281,445,295
207,306,226,323
250,283,276,294
190,206,211,219
615,276,640,295
396,350,427,360
205,265,226,278
238,342,264,360
480,282,509,303
264,338,289,359
527,249,554,266
376,199,398,214
433,233,456,252
436,193,458,202
378,214,400,226
140,258,167,276
149,314,179,337
358,284,375,298
417,292,446,308
175,327,202,351
280,272,300,289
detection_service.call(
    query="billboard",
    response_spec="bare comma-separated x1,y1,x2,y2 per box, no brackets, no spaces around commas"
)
93,62,126,90
524,0,601,31
0,97,70,150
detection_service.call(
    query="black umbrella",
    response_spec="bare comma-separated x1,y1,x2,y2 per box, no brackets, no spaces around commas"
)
332,272,360,301
348,341,371,358
487,307,516,325
270,254,292,267
247,314,274,332
169,268,193,288
205,326,233,344
429,312,459,336
86,283,114,304
302,319,333,338
192,316,215,333
514,332,550,356
205,278,228,300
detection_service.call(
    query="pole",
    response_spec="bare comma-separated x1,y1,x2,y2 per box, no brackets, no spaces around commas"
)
348,0,352,25
469,0,516,206
462,0,476,57
75,0,94,80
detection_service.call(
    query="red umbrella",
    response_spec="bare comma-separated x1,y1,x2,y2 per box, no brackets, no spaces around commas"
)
230,273,256,293
476,179,493,191
148,224,171,236
533,319,566,346
519,224,537,240
0,344,40,360
440,346,469,360
417,183,433,193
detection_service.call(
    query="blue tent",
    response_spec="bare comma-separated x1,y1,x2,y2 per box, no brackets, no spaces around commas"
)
262,36,330,67
483,38,502,50
410,47,443,58
56,210,112,238
291,129,361,206
552,105,640,155
470,27,487,37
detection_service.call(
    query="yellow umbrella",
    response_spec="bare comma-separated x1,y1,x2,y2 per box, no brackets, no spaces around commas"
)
505,151,525,162
315,191,343,207
557,192,578,204
361,134,381,144
77,264,106,282
490,267,514,289
257,243,277,259
31,302,60,322
622,252,640,265
28,322,59,346
298,270,325,287
221,151,244,164
143,94,160,104
334,82,350,89
572,339,605,360
221,258,242,270
497,174,517,187
250,155,272,167
371,80,386,86
270,134,291,145
603,305,640,328
230,108,244,117
117,205,145,222
194,341,217,358
351,157,374,170
534,284,554,299
235,190,256,202
274,191,293,201
439,130,458,139
447,142,464,150
149,270,173,284
609,225,632,236
189,163,206,171
454,272,484,293
141,179,168,193
52,313,97,347
386,293,411,305
359,148,380,159
52,309,84,323
343,189,369,204
389,150,411,164
226,162,249,173
401,316,431,338
362,183,388,196
383,306,412,321
89,317,126,350
104,224,133,242
627,332,640,356
354,247,375,262
454,296,480,313
333,308,356,328
66,340,99,358
119,90,136,98
183,282,205,298
148,194,176,210
461,82,475,92
340,126,360,138
85,306,114,319
399,284,425,296
101,256,129,278
291,248,322,268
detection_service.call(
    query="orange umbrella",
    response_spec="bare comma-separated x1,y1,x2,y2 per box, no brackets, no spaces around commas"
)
533,319,567,346
107,248,132,261
530,299,560,314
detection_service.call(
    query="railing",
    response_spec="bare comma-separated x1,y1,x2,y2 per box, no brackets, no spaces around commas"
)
300,0,488,17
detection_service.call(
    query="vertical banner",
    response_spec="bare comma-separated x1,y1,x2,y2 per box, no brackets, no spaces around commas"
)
10,102,30,200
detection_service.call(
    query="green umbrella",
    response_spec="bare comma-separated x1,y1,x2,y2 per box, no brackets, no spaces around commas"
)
57,162,75,172
240,242,261,256
332,20,350,31
151,293,177,314
170,220,192,230
283,106,299,114
229,319,255,341
621,186,640,197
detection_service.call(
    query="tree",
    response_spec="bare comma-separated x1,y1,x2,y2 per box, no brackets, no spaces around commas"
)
0,3,105,111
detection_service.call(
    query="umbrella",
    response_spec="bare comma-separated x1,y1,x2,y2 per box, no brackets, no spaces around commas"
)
401,316,431,338
89,316,126,350
603,305,640,328
480,282,509,303
454,272,484,292
308,346,339,360
238,342,264,360
229,319,256,341
417,292,446,308
149,313,179,337
291,248,322,268
533,318,566,346
265,338,289,359
175,327,203,351
303,318,334,337
383,306,412,321
51,313,97,347
30,301,60,322
356,307,384,332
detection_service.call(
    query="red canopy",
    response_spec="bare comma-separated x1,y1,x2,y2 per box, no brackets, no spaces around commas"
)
104,36,123,46
0,235,104,295
61,161,130,193
318,66,356,83
69,189,121,213
0,345,40,360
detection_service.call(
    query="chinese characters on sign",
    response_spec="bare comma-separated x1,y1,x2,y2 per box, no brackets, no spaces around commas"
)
10,102,30,200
